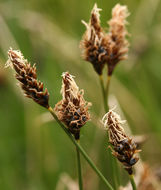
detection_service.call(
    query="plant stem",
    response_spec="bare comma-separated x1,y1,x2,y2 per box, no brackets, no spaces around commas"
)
48,107,114,190
129,175,137,190
107,75,120,189
99,75,108,112
99,74,119,189
76,141,83,190
105,75,111,106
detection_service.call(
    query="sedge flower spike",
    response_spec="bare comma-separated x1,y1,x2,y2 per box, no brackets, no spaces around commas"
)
102,109,141,175
6,48,49,108
80,3,130,76
54,72,91,140
106,4,129,76
80,4,108,75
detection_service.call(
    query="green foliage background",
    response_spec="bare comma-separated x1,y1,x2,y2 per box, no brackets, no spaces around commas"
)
0,0,161,189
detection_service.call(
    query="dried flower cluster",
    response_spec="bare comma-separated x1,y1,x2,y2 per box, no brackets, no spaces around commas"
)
102,110,140,175
80,3,129,76
6,48,49,108
54,72,91,140
80,4,107,75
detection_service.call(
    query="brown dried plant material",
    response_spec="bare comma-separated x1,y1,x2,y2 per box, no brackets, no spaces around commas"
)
106,4,129,76
54,72,91,140
102,110,141,175
6,48,49,108
80,3,129,76
80,4,107,75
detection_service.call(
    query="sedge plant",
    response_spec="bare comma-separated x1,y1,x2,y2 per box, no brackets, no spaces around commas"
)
5,3,141,190
5,48,114,190
80,3,138,190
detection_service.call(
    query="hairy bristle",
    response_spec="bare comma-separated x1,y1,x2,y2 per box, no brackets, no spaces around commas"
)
54,72,91,140
61,72,79,101
6,48,49,108
102,110,140,175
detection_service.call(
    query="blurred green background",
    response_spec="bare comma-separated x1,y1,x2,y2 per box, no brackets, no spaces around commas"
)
0,0,161,189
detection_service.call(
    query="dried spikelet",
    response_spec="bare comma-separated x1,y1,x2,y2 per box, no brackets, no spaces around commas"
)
54,72,91,140
6,48,49,108
105,4,129,75
80,3,130,76
80,4,107,75
102,110,141,175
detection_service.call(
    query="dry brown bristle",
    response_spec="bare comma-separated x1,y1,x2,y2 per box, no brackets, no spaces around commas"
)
6,48,49,108
102,110,140,175
54,72,91,140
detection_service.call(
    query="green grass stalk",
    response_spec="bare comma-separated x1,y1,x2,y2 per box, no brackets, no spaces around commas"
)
106,75,111,106
99,74,119,189
76,141,83,190
99,75,109,112
129,175,137,190
48,107,114,190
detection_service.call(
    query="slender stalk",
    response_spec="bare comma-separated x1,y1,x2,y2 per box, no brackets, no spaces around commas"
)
105,75,111,105
76,141,83,190
99,73,119,189
99,75,108,112
129,175,137,190
48,107,114,190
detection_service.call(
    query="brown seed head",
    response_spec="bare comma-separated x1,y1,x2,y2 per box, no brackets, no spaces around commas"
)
80,4,107,75
105,4,129,76
6,48,49,108
80,3,130,76
54,72,91,140
102,110,140,175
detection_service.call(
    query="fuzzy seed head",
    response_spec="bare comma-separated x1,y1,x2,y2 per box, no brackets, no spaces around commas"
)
102,110,127,145
105,4,129,75
80,3,130,76
102,110,141,175
6,48,49,108
80,4,107,75
55,72,91,140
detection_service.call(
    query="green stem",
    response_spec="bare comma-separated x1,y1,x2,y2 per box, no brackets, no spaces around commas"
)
105,75,111,106
129,175,137,190
99,74,119,189
48,107,114,190
107,75,120,189
106,75,120,190
76,141,83,190
99,75,108,112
